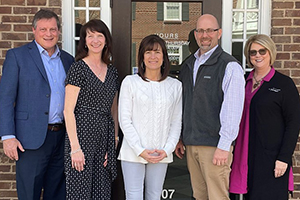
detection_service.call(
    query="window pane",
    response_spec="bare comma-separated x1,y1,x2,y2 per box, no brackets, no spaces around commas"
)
166,3,180,20
233,0,244,9
232,42,243,64
232,11,244,39
247,0,259,9
75,0,85,7
75,10,86,25
246,12,258,38
89,10,100,20
90,0,100,7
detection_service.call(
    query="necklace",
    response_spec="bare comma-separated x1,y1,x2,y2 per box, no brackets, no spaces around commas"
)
252,69,270,90
253,75,262,90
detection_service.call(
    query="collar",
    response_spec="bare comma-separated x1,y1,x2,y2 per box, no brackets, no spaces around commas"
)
34,40,60,58
194,45,219,60
247,66,275,82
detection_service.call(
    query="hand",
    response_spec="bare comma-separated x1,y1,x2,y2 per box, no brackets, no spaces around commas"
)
71,149,85,172
212,148,229,166
3,138,24,161
274,160,288,178
103,152,108,167
175,140,185,159
154,149,167,162
115,139,119,149
139,149,166,163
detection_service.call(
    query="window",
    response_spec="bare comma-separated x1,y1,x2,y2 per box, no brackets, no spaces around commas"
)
164,3,182,21
222,0,270,72
62,0,111,56
167,45,182,65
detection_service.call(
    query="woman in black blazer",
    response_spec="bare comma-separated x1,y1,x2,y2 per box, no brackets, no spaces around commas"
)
229,34,300,200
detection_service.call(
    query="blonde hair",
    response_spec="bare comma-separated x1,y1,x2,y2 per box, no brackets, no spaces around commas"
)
244,34,277,68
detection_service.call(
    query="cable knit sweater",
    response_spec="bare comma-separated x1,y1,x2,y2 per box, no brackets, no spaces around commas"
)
118,74,182,164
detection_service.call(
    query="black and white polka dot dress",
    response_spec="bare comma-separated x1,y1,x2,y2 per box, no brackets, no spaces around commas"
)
64,60,118,200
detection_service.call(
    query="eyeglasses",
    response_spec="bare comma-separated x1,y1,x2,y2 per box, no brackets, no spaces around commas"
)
195,28,219,35
249,48,267,56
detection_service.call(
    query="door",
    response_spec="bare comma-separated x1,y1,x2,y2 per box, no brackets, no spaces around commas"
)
111,1,222,199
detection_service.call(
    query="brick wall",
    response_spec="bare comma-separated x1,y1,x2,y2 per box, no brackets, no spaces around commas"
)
0,0,300,200
0,1,61,199
272,1,300,199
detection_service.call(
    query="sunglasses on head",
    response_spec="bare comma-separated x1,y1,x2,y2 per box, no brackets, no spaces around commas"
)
249,48,267,56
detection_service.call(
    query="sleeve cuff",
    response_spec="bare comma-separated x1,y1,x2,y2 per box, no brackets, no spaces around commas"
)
1,135,16,141
217,137,233,151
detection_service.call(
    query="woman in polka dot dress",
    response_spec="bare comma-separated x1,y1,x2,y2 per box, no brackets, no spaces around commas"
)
64,19,118,200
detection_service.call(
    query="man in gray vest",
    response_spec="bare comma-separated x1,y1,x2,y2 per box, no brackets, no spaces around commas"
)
175,14,245,200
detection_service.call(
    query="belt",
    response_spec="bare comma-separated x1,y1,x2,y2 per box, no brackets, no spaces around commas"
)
48,123,64,132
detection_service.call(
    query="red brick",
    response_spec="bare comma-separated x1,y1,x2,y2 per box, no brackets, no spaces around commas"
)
0,165,11,172
0,191,17,198
276,69,290,76
0,7,12,14
12,182,16,189
273,2,294,9
293,53,300,60
28,33,35,40
0,174,16,181
293,78,300,85
49,0,61,6
291,70,300,77
271,27,284,35
284,44,300,51
286,27,300,34
297,2,300,9
294,36,300,43
1,0,25,5
272,10,284,18
284,61,300,68
0,42,12,49
293,192,300,198
2,33,26,40
276,44,283,51
293,166,300,173
294,19,300,26
2,16,27,23
272,36,291,43
13,7,38,14
273,60,282,68
272,19,292,26
0,182,12,189
14,24,32,32
27,0,47,6
14,42,30,48
0,24,11,31
286,10,300,18
276,53,290,60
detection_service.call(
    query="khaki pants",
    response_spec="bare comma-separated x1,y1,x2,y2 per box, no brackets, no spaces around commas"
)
186,145,233,200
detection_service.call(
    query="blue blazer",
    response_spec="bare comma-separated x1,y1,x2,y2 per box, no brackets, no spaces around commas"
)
0,41,74,149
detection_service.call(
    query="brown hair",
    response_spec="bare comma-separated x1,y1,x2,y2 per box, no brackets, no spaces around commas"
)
75,19,112,64
32,9,60,30
137,34,170,81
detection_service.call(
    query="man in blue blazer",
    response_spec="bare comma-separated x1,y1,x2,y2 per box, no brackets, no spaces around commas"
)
0,9,74,200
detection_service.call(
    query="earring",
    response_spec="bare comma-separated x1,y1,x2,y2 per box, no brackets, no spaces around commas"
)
161,61,165,69
142,62,145,70
85,45,87,49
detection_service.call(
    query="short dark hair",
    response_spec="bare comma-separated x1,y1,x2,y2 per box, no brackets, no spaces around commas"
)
138,34,170,82
75,19,113,64
32,9,60,30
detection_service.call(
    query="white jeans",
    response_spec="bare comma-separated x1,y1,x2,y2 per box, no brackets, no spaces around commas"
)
121,161,168,200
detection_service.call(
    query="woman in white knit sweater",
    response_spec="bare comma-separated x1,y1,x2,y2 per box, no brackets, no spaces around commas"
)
118,34,182,200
